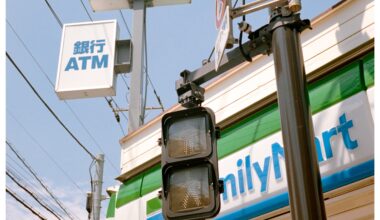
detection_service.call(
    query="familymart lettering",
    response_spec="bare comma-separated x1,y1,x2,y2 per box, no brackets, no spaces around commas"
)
221,113,358,201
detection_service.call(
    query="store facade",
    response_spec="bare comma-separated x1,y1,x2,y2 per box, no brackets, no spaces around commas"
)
106,0,375,219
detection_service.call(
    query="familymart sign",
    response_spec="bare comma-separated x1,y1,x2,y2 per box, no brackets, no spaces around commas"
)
217,92,374,218
142,92,374,220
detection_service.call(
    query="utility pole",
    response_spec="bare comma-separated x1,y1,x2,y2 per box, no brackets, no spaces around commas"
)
128,0,146,133
92,154,105,220
88,0,192,133
270,7,326,220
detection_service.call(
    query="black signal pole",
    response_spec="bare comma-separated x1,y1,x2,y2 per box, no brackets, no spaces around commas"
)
271,8,327,220
175,3,327,219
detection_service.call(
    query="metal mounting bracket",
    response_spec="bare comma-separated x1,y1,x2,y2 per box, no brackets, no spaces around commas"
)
176,70,205,108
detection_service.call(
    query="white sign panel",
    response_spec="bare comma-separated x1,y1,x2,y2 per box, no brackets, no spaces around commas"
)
217,91,374,215
215,0,227,29
55,20,119,100
215,6,230,72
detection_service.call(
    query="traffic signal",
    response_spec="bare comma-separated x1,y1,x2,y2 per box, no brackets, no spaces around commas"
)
160,106,223,220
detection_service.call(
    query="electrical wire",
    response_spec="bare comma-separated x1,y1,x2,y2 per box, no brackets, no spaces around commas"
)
42,0,63,28
76,1,131,119
121,75,131,91
6,20,55,86
7,110,87,194
121,75,130,105
146,74,165,112
6,141,78,220
239,0,252,61
118,123,126,136
6,159,60,211
109,97,128,121
6,187,48,220
233,0,239,8
7,20,120,174
78,0,164,121
142,16,149,121
142,20,165,113
105,97,127,136
7,52,96,160
79,0,93,21
119,10,132,37
6,163,62,213
43,0,129,135
7,155,37,183
6,170,63,220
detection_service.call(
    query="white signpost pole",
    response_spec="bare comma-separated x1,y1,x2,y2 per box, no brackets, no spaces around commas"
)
128,0,146,132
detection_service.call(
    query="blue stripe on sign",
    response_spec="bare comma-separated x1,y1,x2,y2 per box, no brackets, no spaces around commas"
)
216,159,374,220
147,160,374,220
147,212,164,220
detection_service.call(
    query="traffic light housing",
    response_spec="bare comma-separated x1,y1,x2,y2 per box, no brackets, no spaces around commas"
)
161,106,222,220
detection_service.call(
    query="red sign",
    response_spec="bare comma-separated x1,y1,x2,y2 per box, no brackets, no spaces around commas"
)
215,0,227,29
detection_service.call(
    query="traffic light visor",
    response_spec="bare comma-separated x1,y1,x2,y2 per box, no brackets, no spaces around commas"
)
168,165,212,213
166,115,209,158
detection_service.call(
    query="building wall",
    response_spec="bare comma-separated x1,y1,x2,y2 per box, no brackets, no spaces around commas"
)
118,0,374,179
108,0,375,219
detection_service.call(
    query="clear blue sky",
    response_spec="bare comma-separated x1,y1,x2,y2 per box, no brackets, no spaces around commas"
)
6,0,340,219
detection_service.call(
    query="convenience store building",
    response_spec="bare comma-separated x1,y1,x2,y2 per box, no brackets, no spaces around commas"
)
106,0,375,219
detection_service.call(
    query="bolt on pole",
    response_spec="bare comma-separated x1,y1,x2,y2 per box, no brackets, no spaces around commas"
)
93,154,105,220
271,8,326,220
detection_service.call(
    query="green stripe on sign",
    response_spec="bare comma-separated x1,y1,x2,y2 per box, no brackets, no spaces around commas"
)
147,197,162,215
218,103,281,159
114,52,372,209
218,60,363,159
116,173,143,208
141,164,162,196
106,193,116,218
362,52,374,88
308,61,363,114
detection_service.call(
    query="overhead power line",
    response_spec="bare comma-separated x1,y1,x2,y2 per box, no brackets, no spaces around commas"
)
43,0,129,135
146,74,165,112
7,20,120,173
7,110,87,193
6,157,58,208
76,0,163,117
79,0,93,21
119,10,132,37
6,164,63,214
7,52,96,160
6,187,48,220
43,0,165,121
6,171,62,220
6,141,77,220
43,0,63,28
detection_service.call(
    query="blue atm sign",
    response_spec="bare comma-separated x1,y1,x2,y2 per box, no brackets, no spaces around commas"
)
65,39,108,71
